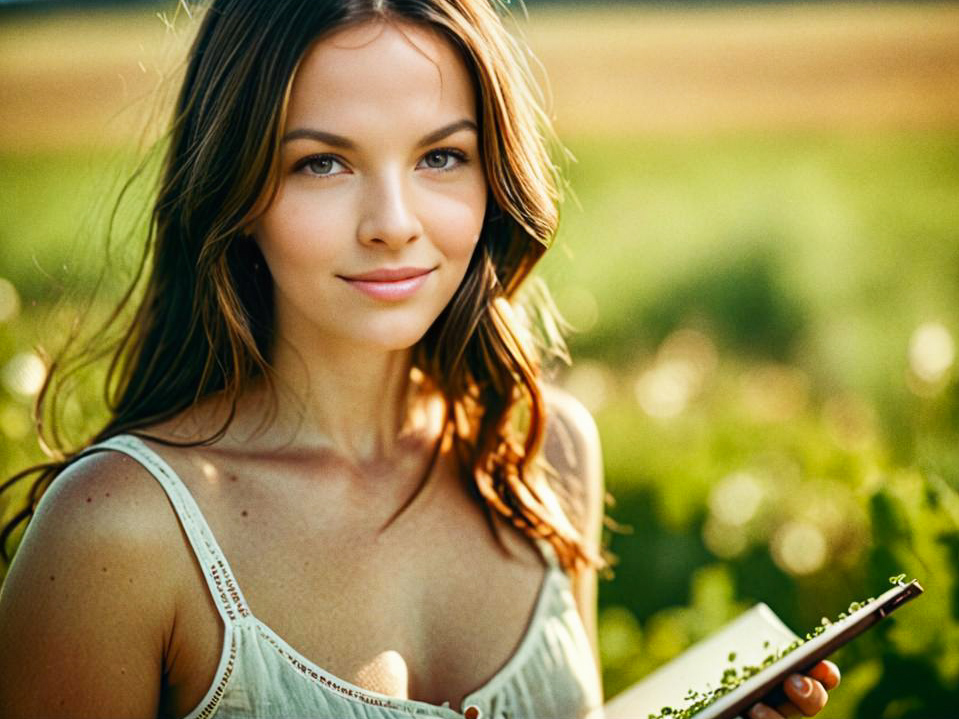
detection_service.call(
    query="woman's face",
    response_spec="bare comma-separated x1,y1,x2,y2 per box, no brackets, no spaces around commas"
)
252,20,487,353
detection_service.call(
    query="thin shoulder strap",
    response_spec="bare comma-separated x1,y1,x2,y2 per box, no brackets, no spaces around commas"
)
77,434,251,626
534,536,561,570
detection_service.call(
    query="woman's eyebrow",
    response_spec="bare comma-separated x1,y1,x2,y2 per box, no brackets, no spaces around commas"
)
416,119,477,147
281,119,478,148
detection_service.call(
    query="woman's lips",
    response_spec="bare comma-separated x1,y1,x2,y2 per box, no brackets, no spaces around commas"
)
340,270,434,301
344,266,433,281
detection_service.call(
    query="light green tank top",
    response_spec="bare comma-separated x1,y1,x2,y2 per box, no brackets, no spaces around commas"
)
84,434,603,719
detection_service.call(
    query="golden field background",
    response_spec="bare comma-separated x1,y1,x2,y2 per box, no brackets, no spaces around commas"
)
1,2,958,149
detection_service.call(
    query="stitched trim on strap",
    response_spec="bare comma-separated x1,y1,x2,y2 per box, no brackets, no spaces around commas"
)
77,434,251,625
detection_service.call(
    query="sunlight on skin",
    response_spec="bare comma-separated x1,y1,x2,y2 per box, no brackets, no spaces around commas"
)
355,650,410,698
200,460,219,484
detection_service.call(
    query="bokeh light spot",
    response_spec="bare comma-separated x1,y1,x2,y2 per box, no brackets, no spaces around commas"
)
634,329,717,419
702,516,748,559
2,352,47,397
709,471,764,526
771,521,827,576
0,277,20,323
562,360,613,413
635,361,693,418
658,329,718,378
740,364,809,422
908,322,954,385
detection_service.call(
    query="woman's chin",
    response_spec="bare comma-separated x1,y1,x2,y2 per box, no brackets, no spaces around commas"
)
347,328,432,353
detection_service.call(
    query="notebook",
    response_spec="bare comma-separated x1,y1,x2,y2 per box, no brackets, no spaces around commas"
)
604,579,924,719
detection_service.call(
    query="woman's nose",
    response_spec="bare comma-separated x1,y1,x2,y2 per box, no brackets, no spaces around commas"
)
356,170,423,249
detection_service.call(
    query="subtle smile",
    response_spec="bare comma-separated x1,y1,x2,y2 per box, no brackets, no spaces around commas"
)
337,266,436,301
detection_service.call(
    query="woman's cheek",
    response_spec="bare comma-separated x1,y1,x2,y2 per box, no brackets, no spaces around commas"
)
258,192,346,269
425,188,487,261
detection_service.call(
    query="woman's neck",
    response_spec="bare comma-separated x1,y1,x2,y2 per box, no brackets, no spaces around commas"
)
158,344,445,469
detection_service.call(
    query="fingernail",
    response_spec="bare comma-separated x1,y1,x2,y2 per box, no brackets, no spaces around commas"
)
750,705,772,719
790,673,812,696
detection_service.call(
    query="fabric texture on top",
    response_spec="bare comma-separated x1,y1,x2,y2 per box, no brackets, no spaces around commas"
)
79,434,604,719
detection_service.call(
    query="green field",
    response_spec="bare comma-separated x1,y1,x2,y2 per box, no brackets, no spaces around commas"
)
2,3,958,716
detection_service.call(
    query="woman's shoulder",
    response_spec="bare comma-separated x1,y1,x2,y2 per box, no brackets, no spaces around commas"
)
539,382,604,538
0,447,182,716
541,381,603,478
541,383,601,451
13,444,191,601
13,446,192,603
37,445,182,543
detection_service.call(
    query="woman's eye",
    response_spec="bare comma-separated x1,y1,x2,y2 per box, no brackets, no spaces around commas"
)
419,149,466,171
299,155,345,177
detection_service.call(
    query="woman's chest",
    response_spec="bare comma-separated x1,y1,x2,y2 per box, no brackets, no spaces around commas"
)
159,452,553,718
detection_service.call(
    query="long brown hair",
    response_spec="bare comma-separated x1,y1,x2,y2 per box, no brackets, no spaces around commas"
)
1,0,604,574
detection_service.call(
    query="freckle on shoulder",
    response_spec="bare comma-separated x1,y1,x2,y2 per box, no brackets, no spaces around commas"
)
34,448,183,548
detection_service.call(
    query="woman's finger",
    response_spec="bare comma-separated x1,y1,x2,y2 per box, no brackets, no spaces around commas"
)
782,673,829,715
747,702,787,719
771,700,802,718
806,660,841,691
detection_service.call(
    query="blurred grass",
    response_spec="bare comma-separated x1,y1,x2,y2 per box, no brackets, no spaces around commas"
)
2,3,959,717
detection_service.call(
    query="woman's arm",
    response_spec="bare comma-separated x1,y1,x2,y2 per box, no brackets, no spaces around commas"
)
541,384,606,672
0,451,179,718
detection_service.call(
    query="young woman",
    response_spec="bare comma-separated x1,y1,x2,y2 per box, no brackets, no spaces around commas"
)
0,1,838,717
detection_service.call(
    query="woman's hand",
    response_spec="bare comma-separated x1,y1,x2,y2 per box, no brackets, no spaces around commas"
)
747,661,841,718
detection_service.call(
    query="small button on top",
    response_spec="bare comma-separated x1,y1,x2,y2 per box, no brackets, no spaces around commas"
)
463,705,482,719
